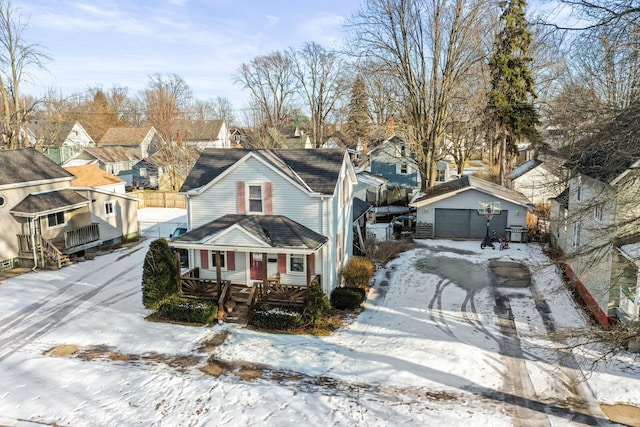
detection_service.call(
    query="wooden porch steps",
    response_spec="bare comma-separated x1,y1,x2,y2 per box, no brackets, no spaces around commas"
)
224,285,254,324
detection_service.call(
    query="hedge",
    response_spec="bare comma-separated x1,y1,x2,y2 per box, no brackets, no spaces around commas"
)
157,295,217,325
331,286,367,310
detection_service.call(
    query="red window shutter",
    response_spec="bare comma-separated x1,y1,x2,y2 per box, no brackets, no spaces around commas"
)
237,181,245,214
265,181,273,215
278,253,287,273
309,253,315,275
226,251,235,271
200,250,209,269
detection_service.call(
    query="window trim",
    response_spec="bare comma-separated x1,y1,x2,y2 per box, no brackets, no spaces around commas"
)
399,162,408,175
288,254,305,274
105,200,116,217
210,251,227,271
247,183,264,214
47,211,66,229
594,204,603,223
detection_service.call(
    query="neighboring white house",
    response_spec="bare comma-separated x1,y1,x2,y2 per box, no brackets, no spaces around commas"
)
28,120,95,165
183,120,231,150
170,148,357,297
508,151,569,207
64,164,127,194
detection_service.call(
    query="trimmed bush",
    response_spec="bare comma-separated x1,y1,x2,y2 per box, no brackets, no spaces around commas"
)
157,295,217,325
142,238,180,309
331,286,367,310
340,257,375,288
249,305,304,330
303,281,331,325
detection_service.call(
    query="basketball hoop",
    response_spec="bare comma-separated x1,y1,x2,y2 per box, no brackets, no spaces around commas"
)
478,201,500,249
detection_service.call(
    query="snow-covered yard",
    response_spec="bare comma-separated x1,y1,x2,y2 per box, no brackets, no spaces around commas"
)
0,208,638,426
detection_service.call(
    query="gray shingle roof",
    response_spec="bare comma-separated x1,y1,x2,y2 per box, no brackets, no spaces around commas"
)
0,148,74,187
10,188,89,216
565,102,640,183
352,197,372,221
412,175,532,206
85,146,140,163
180,148,346,194
173,214,328,250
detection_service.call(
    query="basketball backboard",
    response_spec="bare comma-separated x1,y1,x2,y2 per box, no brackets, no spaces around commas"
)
477,201,501,216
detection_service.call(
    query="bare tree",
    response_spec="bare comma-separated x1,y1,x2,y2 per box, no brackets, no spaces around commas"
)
142,73,192,144
0,0,49,148
289,42,347,147
347,0,493,188
234,52,297,131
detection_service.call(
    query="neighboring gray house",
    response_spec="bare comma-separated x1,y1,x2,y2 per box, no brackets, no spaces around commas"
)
549,104,640,326
0,149,138,271
410,175,533,241
170,148,357,297
370,135,420,195
99,126,164,159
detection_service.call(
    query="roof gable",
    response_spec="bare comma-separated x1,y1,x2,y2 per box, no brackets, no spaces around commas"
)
99,127,157,146
411,175,532,207
83,146,140,163
64,164,124,187
565,102,640,183
173,214,328,250
180,148,346,195
0,148,74,187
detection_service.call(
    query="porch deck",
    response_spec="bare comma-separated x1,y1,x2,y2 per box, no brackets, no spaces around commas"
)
179,268,319,323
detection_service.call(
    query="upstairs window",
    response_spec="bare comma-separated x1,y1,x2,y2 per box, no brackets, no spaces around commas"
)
594,204,603,223
105,200,116,217
248,184,263,213
400,163,408,174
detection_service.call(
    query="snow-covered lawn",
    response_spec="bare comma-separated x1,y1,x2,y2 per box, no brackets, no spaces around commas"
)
0,208,638,426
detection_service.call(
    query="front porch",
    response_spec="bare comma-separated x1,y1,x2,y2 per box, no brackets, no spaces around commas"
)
179,267,318,324
17,224,102,269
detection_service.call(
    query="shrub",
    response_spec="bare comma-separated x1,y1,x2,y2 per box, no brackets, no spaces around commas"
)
340,257,375,288
303,281,331,325
142,238,180,309
331,286,367,310
157,295,217,325
249,305,304,330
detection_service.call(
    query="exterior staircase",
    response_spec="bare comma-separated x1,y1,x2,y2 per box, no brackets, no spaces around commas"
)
224,285,256,324
41,238,72,269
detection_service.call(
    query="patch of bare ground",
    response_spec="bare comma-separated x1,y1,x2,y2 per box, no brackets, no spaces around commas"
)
43,344,78,357
196,331,230,352
600,403,640,427
200,357,268,381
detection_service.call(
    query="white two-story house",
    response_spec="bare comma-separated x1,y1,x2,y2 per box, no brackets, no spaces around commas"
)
170,148,357,297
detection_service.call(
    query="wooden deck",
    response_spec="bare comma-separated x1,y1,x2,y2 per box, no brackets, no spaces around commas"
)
178,269,322,323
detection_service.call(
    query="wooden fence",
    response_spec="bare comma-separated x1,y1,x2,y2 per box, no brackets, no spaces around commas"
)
130,190,186,209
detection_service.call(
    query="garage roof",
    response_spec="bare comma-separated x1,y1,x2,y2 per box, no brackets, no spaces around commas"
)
410,175,533,208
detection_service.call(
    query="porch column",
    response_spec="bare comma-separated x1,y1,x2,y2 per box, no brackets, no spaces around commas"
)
215,251,222,292
262,253,268,285
306,254,312,287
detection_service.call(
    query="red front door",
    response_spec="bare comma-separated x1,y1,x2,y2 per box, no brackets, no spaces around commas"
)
250,253,263,280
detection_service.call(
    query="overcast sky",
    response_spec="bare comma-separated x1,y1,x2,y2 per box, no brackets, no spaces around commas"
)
19,0,572,112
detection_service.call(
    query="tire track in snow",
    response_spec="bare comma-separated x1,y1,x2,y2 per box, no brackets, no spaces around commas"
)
0,265,138,361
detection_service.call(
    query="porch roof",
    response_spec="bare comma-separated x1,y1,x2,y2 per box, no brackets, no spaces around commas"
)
10,188,90,218
171,214,328,252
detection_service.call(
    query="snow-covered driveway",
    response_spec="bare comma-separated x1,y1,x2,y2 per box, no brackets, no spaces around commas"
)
0,208,636,426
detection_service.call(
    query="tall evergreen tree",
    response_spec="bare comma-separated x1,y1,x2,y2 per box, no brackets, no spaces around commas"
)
486,0,539,185
345,75,371,152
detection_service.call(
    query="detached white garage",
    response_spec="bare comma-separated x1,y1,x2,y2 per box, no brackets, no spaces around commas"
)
410,176,534,241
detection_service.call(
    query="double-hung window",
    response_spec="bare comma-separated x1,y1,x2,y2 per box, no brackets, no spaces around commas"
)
210,251,226,270
594,204,603,223
105,200,116,217
248,184,263,213
47,212,65,228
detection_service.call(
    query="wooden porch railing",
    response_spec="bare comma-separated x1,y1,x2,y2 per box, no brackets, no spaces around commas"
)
180,267,229,299
254,274,321,306
17,234,69,269
64,223,100,249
